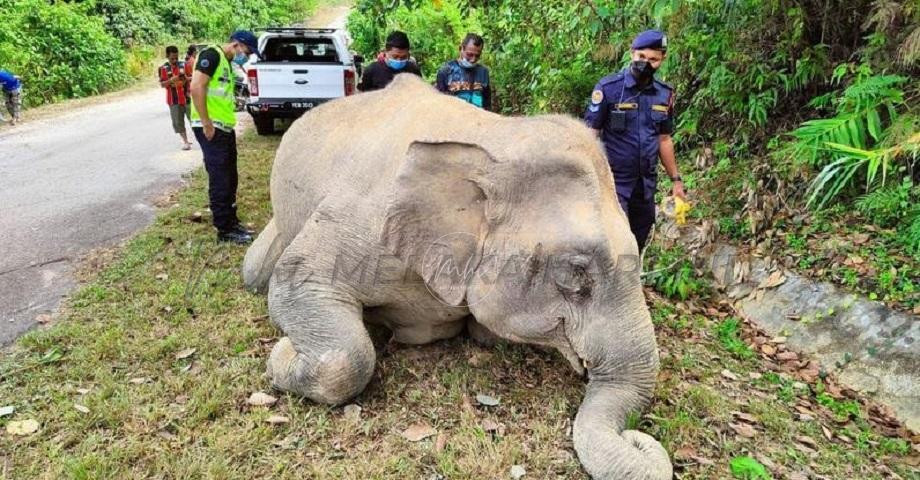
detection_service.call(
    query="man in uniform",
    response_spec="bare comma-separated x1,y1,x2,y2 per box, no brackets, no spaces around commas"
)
189,30,261,244
357,31,421,92
584,29,686,252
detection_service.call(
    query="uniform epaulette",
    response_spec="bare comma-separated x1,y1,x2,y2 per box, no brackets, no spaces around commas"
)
598,72,624,87
654,78,673,90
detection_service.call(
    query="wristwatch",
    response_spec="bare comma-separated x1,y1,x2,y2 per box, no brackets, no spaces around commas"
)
670,175,683,182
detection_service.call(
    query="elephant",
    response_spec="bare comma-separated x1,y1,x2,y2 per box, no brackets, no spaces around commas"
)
242,74,672,480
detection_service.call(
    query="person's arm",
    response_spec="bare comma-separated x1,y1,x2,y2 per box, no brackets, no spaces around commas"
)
584,82,609,138
159,66,171,88
190,70,213,139
435,65,448,92
659,134,684,199
357,63,374,92
481,69,492,111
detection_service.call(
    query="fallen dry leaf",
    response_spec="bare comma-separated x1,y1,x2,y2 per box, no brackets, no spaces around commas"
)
128,377,150,384
343,404,362,422
434,433,448,453
761,344,777,355
247,392,278,407
731,411,758,424
721,369,739,381
821,425,833,441
475,394,500,407
266,415,289,425
175,348,197,360
796,435,818,449
35,314,52,324
155,273,169,281
401,423,436,442
729,422,756,438
0,406,14,417
73,404,90,414
758,270,786,289
776,351,799,361
76,388,90,395
6,419,39,436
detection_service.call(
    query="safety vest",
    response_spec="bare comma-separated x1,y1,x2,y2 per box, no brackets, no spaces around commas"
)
190,44,236,131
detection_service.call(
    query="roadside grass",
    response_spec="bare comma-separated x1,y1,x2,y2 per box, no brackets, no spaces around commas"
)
1,129,917,479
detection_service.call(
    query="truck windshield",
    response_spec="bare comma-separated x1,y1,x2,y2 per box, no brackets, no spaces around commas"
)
262,37,340,63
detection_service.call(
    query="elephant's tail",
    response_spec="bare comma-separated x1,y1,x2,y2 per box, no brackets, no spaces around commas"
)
242,218,286,293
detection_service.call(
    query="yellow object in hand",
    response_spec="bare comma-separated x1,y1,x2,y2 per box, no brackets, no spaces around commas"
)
673,196,691,225
662,196,692,225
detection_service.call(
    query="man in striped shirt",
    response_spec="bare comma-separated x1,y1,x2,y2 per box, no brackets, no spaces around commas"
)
158,45,192,150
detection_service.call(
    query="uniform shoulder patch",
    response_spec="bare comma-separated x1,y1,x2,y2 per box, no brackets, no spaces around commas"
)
200,58,210,68
591,89,604,104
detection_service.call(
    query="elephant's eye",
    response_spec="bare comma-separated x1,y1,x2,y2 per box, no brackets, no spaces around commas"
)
554,261,595,303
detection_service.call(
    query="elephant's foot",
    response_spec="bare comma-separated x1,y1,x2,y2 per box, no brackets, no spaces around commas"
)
467,317,503,347
267,336,375,405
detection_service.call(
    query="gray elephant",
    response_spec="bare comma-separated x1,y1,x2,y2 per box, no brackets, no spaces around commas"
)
242,74,672,480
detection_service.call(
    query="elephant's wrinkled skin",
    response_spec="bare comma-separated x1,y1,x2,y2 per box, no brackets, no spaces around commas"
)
242,75,672,480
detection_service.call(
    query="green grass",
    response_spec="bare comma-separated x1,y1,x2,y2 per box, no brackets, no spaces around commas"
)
1,128,916,479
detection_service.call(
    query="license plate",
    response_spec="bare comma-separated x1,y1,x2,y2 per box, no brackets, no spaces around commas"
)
291,102,314,109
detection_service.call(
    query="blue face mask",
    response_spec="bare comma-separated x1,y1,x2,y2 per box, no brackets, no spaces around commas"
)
458,58,476,69
233,51,248,66
386,58,408,70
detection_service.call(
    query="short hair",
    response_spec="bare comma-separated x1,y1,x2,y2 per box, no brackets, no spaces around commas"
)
186,45,197,56
461,33,484,49
385,31,411,50
166,45,179,55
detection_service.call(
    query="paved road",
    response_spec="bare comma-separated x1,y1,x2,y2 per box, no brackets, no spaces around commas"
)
0,88,203,345
0,6,352,347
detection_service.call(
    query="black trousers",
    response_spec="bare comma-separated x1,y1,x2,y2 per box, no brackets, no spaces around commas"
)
616,179,656,251
193,127,239,232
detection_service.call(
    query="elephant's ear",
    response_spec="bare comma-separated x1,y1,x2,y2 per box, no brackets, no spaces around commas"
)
381,141,496,306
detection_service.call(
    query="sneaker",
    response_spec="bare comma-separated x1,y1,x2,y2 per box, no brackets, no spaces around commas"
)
217,229,253,244
231,223,254,235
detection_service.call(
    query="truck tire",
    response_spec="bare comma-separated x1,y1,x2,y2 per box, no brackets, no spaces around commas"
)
253,115,275,135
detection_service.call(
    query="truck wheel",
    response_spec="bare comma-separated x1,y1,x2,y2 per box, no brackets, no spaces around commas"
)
254,115,275,135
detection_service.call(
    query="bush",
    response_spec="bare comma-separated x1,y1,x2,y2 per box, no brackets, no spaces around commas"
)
0,0,318,108
0,0,130,106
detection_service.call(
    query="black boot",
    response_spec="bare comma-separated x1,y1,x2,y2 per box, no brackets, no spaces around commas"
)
217,229,253,244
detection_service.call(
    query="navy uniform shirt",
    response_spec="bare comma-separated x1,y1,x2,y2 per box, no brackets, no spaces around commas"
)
584,70,674,201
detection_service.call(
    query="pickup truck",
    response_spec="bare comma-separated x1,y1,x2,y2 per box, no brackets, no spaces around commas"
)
246,27,362,135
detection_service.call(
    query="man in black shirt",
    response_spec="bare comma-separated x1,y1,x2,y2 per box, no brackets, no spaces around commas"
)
357,31,421,92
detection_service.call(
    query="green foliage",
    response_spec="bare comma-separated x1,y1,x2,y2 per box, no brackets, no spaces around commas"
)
855,178,916,227
791,68,918,209
0,0,130,106
729,456,771,479
644,246,707,300
0,0,317,108
715,318,755,360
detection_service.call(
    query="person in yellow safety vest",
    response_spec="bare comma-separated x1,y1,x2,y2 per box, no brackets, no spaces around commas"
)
189,30,261,244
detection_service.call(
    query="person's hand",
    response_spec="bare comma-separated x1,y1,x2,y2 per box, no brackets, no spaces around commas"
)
203,122,216,141
672,180,686,200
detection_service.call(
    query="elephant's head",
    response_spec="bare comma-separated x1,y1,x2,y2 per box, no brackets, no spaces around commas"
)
381,116,672,480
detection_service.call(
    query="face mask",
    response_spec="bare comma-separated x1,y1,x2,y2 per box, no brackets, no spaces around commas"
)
386,57,408,70
630,59,656,82
458,58,475,69
233,50,248,66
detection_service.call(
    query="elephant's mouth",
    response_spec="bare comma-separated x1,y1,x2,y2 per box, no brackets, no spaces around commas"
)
558,341,587,379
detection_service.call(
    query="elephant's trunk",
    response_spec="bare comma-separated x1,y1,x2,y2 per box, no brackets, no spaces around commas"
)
573,377,672,480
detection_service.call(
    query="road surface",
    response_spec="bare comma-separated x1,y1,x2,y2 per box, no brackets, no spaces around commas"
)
0,87,203,345
0,5,352,346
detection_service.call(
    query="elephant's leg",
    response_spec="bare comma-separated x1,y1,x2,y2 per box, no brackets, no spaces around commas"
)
266,232,375,405
242,218,286,293
467,316,503,347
